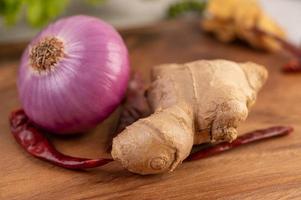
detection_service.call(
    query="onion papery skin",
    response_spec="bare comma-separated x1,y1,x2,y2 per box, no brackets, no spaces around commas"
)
18,15,130,134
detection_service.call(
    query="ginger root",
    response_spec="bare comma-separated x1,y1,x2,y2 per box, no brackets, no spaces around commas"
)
202,0,285,51
112,60,268,174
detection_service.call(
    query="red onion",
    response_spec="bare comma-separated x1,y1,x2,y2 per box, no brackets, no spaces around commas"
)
18,15,130,134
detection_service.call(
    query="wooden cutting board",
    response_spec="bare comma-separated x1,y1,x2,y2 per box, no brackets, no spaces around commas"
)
1,18,301,200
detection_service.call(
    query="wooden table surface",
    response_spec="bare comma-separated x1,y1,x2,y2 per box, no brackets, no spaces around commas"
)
1,18,301,200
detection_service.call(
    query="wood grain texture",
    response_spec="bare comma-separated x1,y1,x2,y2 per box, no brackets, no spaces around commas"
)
1,18,301,200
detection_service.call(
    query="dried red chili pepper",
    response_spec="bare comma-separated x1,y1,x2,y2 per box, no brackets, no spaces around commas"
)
283,59,301,73
253,27,301,73
115,72,151,133
10,109,293,169
10,109,113,169
106,73,151,152
186,126,293,161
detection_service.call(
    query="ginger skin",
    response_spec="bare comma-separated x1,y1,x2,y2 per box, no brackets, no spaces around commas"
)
112,60,268,175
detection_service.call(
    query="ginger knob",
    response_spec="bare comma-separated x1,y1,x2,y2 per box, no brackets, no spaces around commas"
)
112,59,268,174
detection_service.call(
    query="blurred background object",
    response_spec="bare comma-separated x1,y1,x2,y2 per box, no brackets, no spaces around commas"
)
0,0,301,44
0,0,176,43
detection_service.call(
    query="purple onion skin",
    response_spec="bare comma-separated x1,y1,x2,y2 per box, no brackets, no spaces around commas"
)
18,15,130,134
